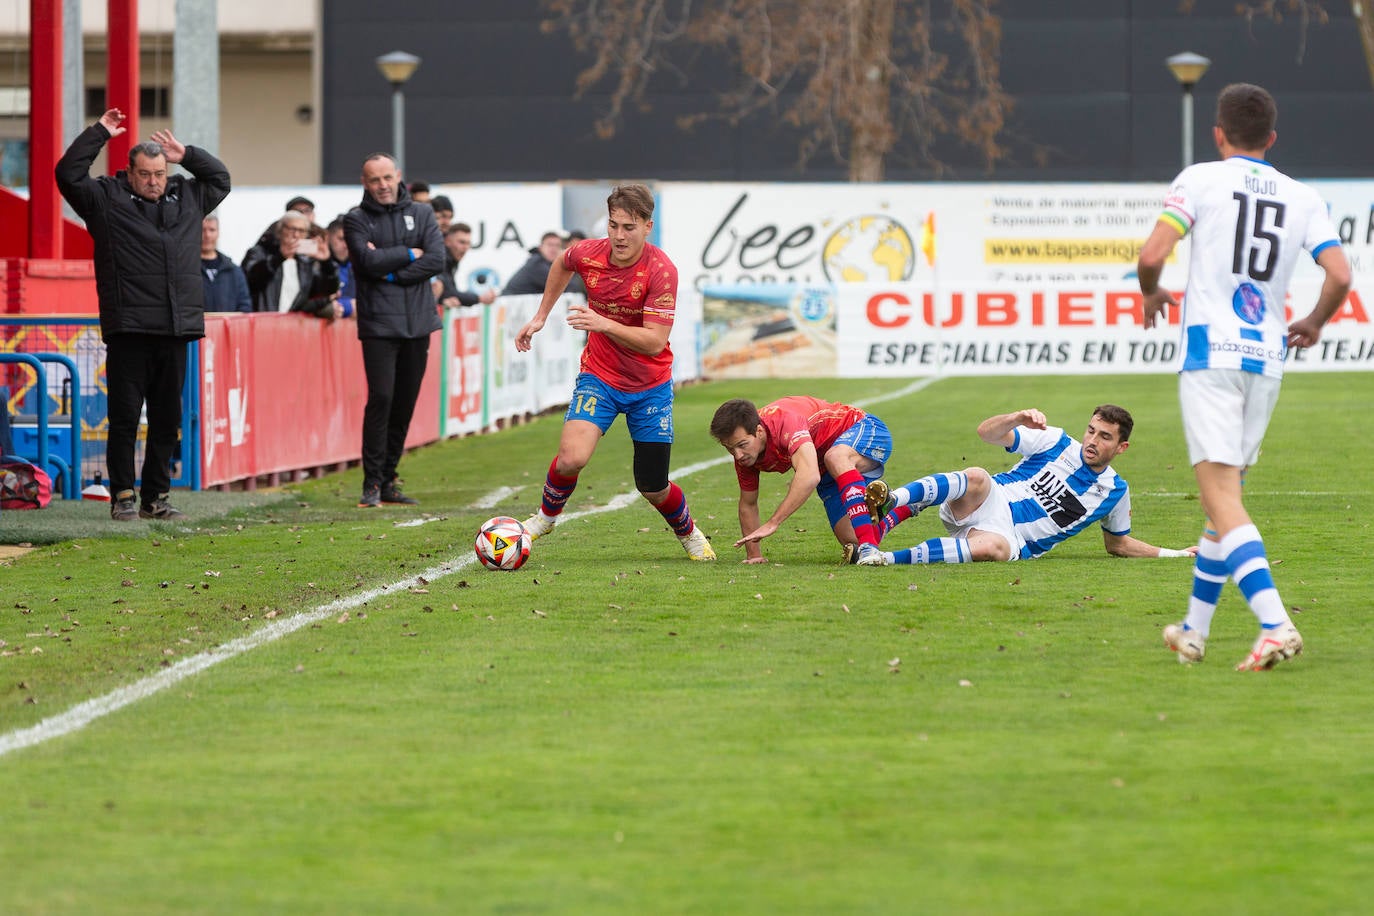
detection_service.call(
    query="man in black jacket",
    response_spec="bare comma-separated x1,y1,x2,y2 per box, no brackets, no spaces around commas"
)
56,108,231,521
343,153,445,508
502,231,564,296
242,210,341,318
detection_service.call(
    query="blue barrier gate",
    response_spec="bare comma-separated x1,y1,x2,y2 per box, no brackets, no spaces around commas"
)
0,317,196,494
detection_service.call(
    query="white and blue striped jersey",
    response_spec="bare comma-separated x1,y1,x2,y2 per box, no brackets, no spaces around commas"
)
994,426,1132,559
1159,156,1341,379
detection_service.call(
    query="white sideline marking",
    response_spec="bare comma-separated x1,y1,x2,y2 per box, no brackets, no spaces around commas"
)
393,517,444,529
0,377,939,760
471,485,522,510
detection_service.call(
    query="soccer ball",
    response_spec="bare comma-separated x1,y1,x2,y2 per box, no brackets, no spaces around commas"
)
474,516,531,571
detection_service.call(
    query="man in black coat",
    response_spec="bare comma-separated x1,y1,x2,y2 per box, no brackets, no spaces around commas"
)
343,153,445,508
502,231,565,296
55,108,231,521
242,210,341,318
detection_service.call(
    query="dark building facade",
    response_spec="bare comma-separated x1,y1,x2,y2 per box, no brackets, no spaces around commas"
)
321,1,1373,184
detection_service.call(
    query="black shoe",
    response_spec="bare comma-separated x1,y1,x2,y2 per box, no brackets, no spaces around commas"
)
139,494,186,520
358,484,381,508
380,481,418,505
111,490,138,521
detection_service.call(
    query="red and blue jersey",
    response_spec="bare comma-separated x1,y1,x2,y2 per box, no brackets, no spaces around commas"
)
565,238,677,392
735,396,867,491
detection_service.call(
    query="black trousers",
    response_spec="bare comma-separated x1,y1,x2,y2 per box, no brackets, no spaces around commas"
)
360,336,429,487
104,334,187,500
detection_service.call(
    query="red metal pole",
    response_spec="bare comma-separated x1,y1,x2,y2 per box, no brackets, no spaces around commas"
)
29,0,62,259
106,0,139,176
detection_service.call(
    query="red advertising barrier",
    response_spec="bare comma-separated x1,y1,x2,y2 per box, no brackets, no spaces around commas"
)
200,314,440,488
443,308,485,437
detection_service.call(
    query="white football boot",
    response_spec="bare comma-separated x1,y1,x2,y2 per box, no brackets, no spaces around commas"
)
678,524,717,561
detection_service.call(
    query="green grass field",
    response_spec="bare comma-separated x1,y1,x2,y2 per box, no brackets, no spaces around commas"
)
2,373,1372,915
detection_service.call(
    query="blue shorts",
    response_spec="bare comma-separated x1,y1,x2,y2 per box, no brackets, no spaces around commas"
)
563,373,675,443
815,415,892,528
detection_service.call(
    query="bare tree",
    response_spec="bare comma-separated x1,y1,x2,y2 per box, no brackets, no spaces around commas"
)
1182,1,1374,90
541,0,1011,181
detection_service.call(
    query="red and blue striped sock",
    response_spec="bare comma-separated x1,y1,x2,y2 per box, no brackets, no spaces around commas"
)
654,482,695,537
540,459,579,518
837,469,879,546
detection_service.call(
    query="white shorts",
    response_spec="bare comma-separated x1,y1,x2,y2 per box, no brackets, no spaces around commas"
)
938,483,1022,562
1179,369,1281,467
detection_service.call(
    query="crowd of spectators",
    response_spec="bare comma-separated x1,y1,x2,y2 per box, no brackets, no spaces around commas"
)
199,182,588,319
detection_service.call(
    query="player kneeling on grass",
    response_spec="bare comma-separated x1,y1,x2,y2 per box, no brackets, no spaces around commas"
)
863,405,1197,567
514,184,714,561
710,396,893,565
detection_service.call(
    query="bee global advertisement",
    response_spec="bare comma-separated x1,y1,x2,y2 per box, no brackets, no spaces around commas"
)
657,182,1173,292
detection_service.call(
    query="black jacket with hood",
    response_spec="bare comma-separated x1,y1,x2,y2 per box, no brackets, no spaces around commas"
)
55,120,231,342
342,182,445,339
241,241,341,317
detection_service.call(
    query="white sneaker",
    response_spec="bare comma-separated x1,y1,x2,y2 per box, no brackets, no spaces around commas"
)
522,512,556,540
1162,623,1206,663
678,524,717,561
1236,622,1303,671
855,543,890,566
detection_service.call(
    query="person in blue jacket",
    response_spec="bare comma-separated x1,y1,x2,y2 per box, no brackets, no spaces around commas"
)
199,214,251,313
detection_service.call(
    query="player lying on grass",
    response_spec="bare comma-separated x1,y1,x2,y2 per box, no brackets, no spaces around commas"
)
862,405,1198,566
710,396,893,565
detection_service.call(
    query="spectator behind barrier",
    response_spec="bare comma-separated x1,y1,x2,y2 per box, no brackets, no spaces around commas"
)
242,210,341,318
327,216,356,318
442,222,496,307
250,195,319,255
200,214,251,312
502,232,565,296
430,195,454,234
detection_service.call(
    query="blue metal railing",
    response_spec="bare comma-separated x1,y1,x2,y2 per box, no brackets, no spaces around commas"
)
0,317,197,493
0,351,82,499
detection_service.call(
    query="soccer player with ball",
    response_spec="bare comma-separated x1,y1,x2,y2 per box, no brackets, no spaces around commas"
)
1137,82,1351,671
514,185,716,561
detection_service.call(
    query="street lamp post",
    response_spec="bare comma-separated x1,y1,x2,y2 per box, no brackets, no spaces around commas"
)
375,51,421,169
1165,51,1211,169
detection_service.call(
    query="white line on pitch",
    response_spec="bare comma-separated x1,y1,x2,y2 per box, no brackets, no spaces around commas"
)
471,485,523,510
